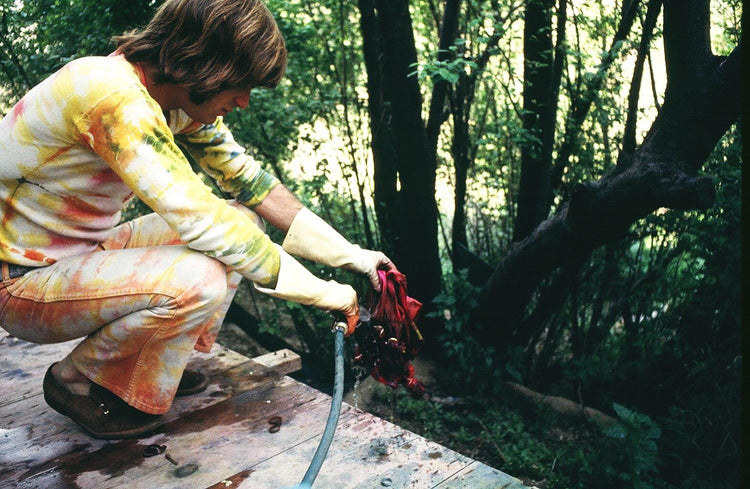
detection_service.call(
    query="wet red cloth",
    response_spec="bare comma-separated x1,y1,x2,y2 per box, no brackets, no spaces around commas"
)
353,270,425,398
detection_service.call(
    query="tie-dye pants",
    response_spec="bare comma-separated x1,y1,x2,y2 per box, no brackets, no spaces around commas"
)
0,203,255,414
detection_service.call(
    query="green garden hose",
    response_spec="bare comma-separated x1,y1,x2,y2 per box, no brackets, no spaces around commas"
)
295,322,346,488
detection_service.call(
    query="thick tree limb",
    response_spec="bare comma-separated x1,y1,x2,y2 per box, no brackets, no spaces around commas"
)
475,3,740,346
505,381,617,427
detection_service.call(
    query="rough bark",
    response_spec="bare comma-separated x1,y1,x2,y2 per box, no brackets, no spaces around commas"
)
514,0,558,241
475,0,741,348
358,0,400,258
359,0,442,305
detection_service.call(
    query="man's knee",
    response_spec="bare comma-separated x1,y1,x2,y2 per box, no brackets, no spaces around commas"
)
178,252,229,313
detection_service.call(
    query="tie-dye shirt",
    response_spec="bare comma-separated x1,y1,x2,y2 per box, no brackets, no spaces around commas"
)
0,55,281,285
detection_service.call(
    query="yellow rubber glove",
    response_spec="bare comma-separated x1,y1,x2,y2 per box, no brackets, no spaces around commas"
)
254,245,359,335
282,208,395,291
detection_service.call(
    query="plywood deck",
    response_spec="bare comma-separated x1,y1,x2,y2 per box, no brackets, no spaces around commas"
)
1,333,532,489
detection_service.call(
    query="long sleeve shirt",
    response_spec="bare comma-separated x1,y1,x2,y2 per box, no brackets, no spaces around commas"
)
0,54,281,285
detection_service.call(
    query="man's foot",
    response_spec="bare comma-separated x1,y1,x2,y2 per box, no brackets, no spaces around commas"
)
43,363,164,439
176,369,208,396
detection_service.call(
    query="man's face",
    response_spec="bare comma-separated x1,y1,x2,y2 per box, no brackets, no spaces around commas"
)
180,87,252,125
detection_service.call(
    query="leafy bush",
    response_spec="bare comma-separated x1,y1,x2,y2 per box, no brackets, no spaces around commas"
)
429,269,502,386
375,387,681,489
597,403,662,489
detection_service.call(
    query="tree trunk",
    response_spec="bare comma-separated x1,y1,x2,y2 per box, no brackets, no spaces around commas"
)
358,0,399,258
514,0,557,241
359,0,442,306
474,0,740,350
450,74,471,249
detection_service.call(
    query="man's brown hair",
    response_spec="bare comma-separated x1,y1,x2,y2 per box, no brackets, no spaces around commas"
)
115,0,287,104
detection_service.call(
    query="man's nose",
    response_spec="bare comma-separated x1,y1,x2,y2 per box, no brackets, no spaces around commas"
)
234,91,250,109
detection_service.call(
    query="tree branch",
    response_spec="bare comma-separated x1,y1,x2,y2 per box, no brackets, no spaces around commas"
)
550,0,641,195
474,0,740,345
623,0,662,153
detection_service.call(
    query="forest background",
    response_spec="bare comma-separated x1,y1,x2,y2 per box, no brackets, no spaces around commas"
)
0,0,742,488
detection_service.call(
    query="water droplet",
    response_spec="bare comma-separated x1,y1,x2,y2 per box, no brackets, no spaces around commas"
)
351,378,361,409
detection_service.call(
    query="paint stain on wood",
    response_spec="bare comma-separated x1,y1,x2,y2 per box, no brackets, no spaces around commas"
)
205,469,254,488
15,439,147,487
173,462,200,478
3,341,528,489
1,368,32,380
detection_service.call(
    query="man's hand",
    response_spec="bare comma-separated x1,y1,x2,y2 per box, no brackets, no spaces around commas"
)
343,312,359,336
344,248,396,292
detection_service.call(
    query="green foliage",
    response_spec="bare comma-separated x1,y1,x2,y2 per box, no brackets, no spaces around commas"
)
379,387,676,489
599,403,662,488
547,127,741,487
0,0,155,109
409,39,479,84
120,196,152,223
25,0,155,58
428,269,500,384
225,0,352,171
428,129,741,489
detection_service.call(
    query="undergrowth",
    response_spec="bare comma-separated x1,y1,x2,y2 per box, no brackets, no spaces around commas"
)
366,383,715,489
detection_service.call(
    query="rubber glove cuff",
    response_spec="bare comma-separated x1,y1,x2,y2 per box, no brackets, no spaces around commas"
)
282,208,394,291
254,245,359,335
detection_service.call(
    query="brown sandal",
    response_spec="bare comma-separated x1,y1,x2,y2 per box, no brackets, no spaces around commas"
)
43,364,164,439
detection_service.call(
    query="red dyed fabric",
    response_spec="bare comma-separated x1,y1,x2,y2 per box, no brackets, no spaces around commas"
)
353,269,425,398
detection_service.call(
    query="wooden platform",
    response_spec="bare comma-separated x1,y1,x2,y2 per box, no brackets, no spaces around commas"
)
1,334,532,489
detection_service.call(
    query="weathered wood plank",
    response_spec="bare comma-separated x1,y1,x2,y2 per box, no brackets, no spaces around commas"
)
0,358,278,471
0,344,301,487
4,380,516,489
0,340,298,407
1,337,530,489
435,462,535,489
0,337,79,407
14,377,333,488
234,405,482,489
252,348,302,375
0,338,260,408
0,336,77,372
